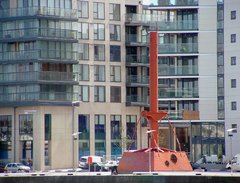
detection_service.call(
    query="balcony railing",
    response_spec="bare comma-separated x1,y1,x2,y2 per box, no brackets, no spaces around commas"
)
125,34,148,45
159,88,198,98
158,43,198,54
0,71,78,83
0,50,78,61
0,7,77,20
157,0,198,6
0,92,79,102
126,55,149,65
126,75,149,85
158,65,198,76
126,95,149,105
125,14,198,31
149,20,198,31
0,28,78,40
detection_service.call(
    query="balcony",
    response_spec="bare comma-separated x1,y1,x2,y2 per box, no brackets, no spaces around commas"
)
126,55,149,66
182,110,199,120
0,50,78,63
126,75,149,86
159,88,198,98
165,110,199,120
125,34,148,46
149,20,198,31
0,28,78,42
126,95,149,106
0,92,79,103
125,14,198,31
158,65,198,76
157,0,198,6
0,7,78,20
125,13,152,25
158,43,198,54
0,71,78,84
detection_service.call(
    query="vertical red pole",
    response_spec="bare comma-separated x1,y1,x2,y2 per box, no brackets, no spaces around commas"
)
149,31,158,148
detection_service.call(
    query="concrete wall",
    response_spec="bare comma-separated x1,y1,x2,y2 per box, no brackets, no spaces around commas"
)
224,0,240,160
1,175,240,183
198,0,218,120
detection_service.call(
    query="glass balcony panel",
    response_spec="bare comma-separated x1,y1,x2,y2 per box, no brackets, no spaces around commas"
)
0,92,78,102
125,34,148,44
158,43,198,54
158,65,198,76
126,75,149,84
126,55,149,65
0,7,77,19
150,20,198,31
159,88,198,98
158,0,198,6
126,95,149,104
0,50,77,61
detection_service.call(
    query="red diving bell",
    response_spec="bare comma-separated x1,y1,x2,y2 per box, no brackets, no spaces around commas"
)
118,32,192,173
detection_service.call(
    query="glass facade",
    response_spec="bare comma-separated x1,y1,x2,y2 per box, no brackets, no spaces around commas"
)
95,115,106,156
79,114,90,157
0,0,78,106
111,115,122,155
191,122,225,162
0,115,12,164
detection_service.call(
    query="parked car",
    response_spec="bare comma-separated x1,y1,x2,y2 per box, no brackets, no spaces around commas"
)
226,153,240,171
79,156,103,169
5,163,30,173
190,162,207,172
102,160,119,171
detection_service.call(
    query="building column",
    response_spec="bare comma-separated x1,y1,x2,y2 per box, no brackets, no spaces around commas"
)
33,109,44,171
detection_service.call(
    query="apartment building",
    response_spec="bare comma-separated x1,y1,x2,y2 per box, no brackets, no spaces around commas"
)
0,0,227,171
136,0,224,162
224,0,240,159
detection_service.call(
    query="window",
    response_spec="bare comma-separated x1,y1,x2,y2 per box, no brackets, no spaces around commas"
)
95,114,106,139
231,79,236,88
126,115,137,150
44,114,51,141
95,114,106,156
232,124,237,133
79,64,89,81
231,56,236,65
94,44,105,61
110,86,121,103
110,66,121,82
19,114,33,138
78,1,88,18
111,115,121,139
231,101,237,110
231,34,236,43
79,85,89,102
110,24,121,41
79,43,89,60
93,2,105,19
94,24,105,40
78,22,89,39
231,10,236,20
109,4,120,21
0,115,12,141
94,86,105,102
110,45,121,62
94,65,105,82
78,114,90,157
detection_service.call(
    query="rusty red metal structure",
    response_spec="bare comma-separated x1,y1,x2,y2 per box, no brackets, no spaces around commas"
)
117,32,192,173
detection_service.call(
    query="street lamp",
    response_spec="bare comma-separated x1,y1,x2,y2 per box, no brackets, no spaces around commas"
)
146,129,155,172
72,101,81,170
227,128,237,174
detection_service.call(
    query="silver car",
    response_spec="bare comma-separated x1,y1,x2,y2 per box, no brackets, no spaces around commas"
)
5,163,30,173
